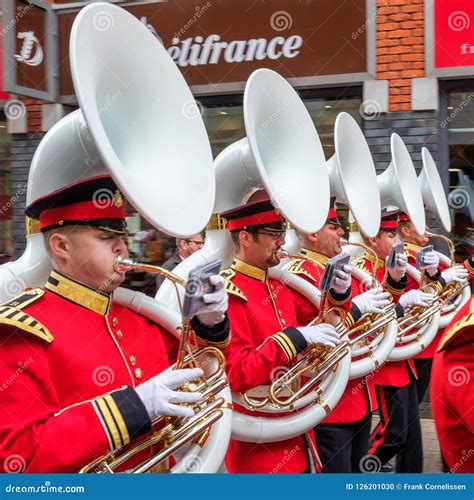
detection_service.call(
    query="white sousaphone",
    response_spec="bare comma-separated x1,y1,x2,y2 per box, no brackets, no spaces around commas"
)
281,112,398,380
377,135,440,361
0,2,231,473
409,147,470,328
158,68,352,443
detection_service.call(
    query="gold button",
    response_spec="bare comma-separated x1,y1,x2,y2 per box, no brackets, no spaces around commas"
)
112,318,118,327
281,319,286,325
129,356,136,366
135,368,142,379
278,310,282,314
269,284,274,290
117,330,123,340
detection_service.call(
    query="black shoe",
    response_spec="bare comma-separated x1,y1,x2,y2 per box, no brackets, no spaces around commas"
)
380,463,393,473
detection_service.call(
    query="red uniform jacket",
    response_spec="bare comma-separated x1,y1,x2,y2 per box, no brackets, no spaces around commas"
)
286,248,377,424
352,252,414,388
221,258,312,473
431,298,474,473
0,270,229,473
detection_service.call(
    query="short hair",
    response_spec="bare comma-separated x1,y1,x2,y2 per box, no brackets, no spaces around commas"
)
176,230,206,246
42,225,78,256
230,226,261,249
397,220,410,237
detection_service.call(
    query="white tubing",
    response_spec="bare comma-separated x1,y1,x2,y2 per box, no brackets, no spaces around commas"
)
230,350,351,443
113,287,232,473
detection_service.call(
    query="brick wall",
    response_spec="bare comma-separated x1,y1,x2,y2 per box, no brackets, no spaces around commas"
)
377,0,424,111
22,97,44,132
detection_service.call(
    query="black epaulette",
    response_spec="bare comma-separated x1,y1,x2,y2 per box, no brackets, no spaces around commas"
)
0,289,53,343
286,259,318,283
220,268,247,301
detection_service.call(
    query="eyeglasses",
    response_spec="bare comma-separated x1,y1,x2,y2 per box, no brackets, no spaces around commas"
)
256,230,286,241
186,239,205,247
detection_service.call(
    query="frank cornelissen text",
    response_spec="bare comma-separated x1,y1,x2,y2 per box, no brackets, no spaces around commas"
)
345,482,467,491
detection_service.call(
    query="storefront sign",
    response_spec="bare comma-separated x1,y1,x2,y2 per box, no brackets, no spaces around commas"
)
434,0,474,68
4,0,371,100
3,0,49,98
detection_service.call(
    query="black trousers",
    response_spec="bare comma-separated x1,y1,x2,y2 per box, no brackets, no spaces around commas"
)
413,358,432,404
370,373,422,473
315,413,371,473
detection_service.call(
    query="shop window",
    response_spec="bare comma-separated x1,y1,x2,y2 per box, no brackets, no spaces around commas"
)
445,90,474,261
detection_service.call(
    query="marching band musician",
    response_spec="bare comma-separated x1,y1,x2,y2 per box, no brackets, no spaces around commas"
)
354,209,434,473
397,212,468,403
431,296,474,473
287,198,392,473
218,198,341,473
0,176,230,473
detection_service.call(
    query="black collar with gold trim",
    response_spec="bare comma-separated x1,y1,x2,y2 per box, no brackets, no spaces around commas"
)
45,270,111,315
301,248,329,267
231,258,267,282
364,251,385,269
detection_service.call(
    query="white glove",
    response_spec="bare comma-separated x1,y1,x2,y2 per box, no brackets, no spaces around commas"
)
387,253,407,282
330,265,352,295
298,324,340,348
441,266,468,285
352,287,391,315
398,289,435,312
135,368,203,419
421,251,440,276
195,275,228,326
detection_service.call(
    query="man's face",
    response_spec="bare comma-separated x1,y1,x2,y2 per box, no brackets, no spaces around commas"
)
400,222,430,247
310,223,344,258
50,226,129,293
238,228,286,269
180,233,205,259
370,231,400,259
